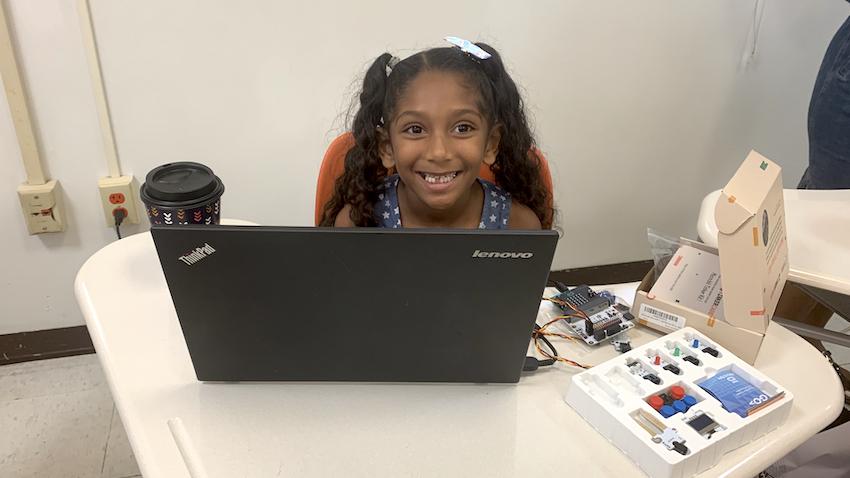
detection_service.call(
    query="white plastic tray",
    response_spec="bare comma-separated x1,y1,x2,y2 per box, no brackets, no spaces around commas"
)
565,327,793,478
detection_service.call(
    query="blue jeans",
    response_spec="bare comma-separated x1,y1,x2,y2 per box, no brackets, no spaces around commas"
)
800,15,850,189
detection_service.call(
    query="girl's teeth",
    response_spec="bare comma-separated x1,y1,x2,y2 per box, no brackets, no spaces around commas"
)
423,172,457,184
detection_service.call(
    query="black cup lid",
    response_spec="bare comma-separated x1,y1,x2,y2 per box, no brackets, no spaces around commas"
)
142,162,218,202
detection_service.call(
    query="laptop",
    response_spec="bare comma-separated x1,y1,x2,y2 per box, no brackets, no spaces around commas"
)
151,225,558,383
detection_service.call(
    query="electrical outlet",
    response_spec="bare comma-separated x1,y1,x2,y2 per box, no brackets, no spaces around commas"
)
98,175,140,226
18,180,65,234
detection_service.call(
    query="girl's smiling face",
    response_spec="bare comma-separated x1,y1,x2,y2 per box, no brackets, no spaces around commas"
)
380,70,501,217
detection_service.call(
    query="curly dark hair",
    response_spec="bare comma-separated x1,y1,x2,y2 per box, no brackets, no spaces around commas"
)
320,43,552,228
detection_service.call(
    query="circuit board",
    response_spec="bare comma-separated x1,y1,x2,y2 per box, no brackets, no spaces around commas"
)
552,285,635,345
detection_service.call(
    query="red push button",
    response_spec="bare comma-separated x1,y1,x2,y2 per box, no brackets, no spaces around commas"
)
648,395,664,410
669,385,685,400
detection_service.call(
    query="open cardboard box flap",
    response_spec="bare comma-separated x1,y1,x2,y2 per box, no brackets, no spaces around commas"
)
714,151,789,333
715,151,782,234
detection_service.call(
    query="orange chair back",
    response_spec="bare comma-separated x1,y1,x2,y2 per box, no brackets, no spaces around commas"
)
315,132,553,226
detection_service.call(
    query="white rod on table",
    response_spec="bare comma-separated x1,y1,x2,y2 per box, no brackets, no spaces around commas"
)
167,417,210,478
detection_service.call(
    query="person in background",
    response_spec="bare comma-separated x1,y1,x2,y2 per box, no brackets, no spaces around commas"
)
775,13,850,434
799,15,850,189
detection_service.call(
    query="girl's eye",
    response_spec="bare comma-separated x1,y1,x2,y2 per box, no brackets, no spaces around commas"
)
404,125,424,135
454,123,474,134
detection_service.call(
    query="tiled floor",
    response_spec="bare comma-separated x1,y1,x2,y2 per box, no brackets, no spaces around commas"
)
0,354,140,478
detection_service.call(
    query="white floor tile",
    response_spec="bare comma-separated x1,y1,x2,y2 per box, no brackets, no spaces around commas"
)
0,354,107,402
0,387,113,478
0,354,142,478
101,407,141,478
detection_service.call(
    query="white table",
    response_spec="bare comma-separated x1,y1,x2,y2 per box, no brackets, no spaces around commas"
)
75,229,844,478
697,189,850,296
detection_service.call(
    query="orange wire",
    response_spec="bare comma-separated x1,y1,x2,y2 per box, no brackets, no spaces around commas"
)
531,316,591,369
543,296,589,320
533,339,591,369
535,296,594,369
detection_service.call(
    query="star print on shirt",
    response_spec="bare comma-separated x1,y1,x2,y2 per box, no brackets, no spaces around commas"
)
374,175,510,229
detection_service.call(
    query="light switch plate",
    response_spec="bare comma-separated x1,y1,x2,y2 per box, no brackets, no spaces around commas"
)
18,179,65,234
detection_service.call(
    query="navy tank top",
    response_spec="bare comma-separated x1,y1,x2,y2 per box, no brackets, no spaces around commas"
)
374,174,512,229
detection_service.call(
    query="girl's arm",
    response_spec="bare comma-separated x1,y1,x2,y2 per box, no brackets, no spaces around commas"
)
333,204,356,227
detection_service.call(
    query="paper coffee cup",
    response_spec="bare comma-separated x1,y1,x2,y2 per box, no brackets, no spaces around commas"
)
140,162,225,226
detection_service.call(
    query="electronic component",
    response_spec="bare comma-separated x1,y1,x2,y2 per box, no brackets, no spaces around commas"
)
683,332,722,359
646,385,700,418
564,303,636,346
645,349,683,376
553,285,610,315
664,364,681,375
682,355,700,366
611,338,632,353
698,370,785,418
630,409,689,456
550,285,636,346
685,412,725,439
548,286,626,345
627,360,662,385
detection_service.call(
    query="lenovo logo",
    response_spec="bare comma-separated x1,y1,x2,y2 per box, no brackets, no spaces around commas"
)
178,243,216,265
472,249,534,259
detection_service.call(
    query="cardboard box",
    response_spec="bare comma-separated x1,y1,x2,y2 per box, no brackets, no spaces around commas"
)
632,151,790,364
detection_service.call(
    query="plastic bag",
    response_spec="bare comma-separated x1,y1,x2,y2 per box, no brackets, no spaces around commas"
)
647,228,681,278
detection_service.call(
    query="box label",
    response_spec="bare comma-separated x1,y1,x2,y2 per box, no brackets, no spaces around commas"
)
639,304,686,331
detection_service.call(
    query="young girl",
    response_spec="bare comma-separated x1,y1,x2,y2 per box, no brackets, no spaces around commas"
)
320,40,552,230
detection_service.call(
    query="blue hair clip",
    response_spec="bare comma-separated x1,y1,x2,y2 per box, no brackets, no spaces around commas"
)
445,36,491,60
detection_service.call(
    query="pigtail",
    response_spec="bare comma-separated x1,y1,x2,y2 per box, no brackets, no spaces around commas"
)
320,53,395,226
476,43,553,228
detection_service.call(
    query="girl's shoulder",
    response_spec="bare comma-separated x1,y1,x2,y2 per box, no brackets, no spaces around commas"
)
334,204,355,227
508,202,542,229
477,179,541,229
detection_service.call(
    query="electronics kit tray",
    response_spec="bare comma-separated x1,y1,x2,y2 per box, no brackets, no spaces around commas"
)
564,327,793,478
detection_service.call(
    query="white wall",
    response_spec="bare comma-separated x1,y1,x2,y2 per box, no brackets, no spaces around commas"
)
1,0,848,334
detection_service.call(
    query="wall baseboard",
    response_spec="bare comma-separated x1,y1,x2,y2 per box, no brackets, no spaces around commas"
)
0,260,653,367
549,260,653,286
0,326,94,366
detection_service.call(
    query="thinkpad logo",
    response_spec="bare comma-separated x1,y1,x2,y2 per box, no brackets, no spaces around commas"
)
178,243,216,265
472,249,534,259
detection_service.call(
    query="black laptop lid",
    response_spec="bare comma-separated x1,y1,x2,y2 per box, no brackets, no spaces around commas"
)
151,226,558,383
